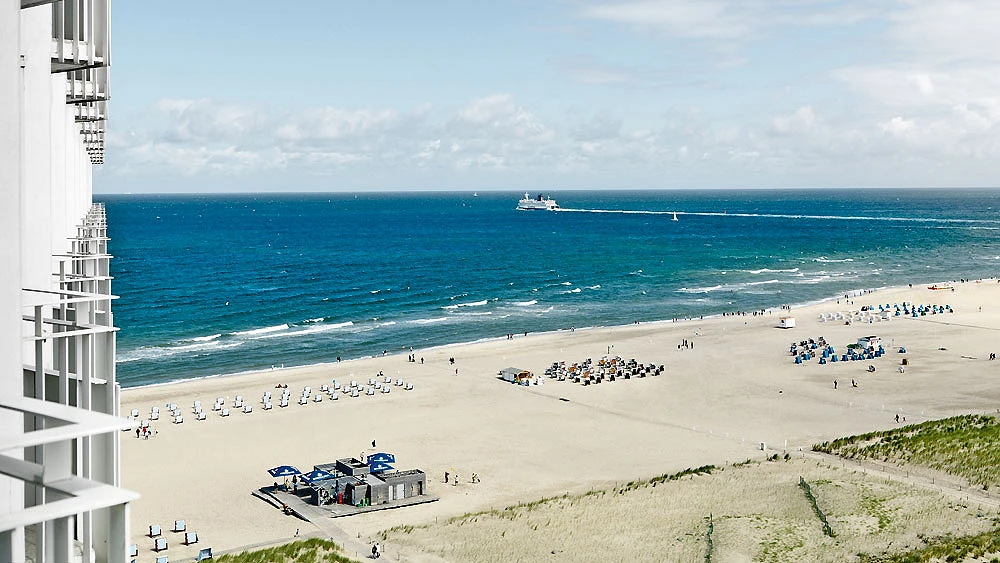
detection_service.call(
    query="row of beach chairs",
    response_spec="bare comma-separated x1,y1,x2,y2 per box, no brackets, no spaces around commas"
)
134,520,211,561
135,377,416,428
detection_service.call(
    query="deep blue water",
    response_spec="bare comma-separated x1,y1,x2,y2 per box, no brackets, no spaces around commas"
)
99,189,1000,388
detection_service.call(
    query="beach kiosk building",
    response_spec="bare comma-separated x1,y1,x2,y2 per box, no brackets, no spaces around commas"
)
857,336,882,350
779,317,796,329
1,2,135,563
499,367,533,384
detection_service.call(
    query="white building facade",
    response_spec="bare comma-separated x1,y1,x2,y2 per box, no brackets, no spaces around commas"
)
1,2,135,563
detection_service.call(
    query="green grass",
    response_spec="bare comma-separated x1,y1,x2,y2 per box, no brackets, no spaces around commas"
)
814,414,1000,488
799,477,835,537
213,538,359,563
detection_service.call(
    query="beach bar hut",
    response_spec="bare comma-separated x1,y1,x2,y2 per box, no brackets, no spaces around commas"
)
778,317,796,329
856,335,881,350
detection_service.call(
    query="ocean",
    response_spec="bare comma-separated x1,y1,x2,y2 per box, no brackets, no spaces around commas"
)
100,189,1000,388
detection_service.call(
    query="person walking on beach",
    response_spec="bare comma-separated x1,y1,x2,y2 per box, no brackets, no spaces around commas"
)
444,471,449,483
833,380,838,390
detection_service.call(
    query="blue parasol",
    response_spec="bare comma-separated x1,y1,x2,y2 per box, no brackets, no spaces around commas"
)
267,465,301,478
299,469,336,484
366,452,395,464
369,461,394,473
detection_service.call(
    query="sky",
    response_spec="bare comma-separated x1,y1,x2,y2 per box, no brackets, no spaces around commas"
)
95,0,1000,193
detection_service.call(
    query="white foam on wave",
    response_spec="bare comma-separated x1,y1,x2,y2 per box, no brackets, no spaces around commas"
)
813,257,854,263
442,299,488,310
116,340,244,364
409,317,450,325
513,300,538,306
566,288,582,293
253,321,354,340
457,311,493,316
303,317,324,323
186,333,221,343
560,281,572,286
232,324,289,336
743,268,799,274
587,285,601,290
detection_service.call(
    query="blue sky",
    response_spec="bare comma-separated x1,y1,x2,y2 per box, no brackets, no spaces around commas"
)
96,1,1000,193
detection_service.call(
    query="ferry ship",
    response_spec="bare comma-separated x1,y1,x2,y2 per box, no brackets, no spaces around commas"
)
517,192,559,211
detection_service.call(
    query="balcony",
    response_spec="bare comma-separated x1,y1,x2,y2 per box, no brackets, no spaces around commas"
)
50,0,110,73
66,67,109,104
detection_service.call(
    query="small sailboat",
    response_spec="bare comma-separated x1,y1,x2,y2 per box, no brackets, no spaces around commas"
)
672,212,678,221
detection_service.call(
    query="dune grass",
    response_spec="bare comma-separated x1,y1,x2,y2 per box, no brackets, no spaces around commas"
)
381,458,990,562
813,414,1000,489
213,538,358,563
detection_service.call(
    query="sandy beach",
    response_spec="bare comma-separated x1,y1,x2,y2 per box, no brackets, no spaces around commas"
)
121,280,1000,561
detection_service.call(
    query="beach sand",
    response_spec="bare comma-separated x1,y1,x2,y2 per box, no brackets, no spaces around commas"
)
121,280,1000,561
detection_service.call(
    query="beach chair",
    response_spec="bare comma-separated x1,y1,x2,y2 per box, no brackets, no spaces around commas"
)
173,415,183,424
193,400,201,411
172,519,185,532
153,537,167,552
304,386,311,394
155,557,168,563
329,392,338,400
350,390,359,398
149,524,161,537
374,382,381,389
333,381,340,390
368,378,376,385
313,394,322,403
350,380,358,388
183,531,199,545
234,398,243,408
243,405,253,413
396,378,403,386
366,388,375,396
263,402,272,410
298,396,308,405
405,383,413,390
279,398,288,408
221,409,230,417
196,547,213,561
320,384,328,392
384,375,392,384
382,387,390,394
196,411,206,421
131,409,139,418
212,402,221,411
129,544,139,557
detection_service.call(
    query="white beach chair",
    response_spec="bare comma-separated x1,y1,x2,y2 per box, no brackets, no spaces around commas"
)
333,381,340,390
368,378,376,385
156,557,168,563
196,412,206,421
234,398,243,409
173,415,183,424
320,384,329,392
193,400,201,411
279,398,288,408
149,524,161,537
382,387,390,394
351,390,359,398
212,402,221,412
263,401,272,410
243,405,253,414
405,383,413,390
374,382,381,389
169,403,178,411
303,386,311,394
313,394,322,403
195,547,213,561
298,396,308,405
384,375,392,383
396,378,403,386
350,380,358,388
329,393,338,400
183,531,198,545
221,409,230,417
151,406,160,416
173,520,185,532
153,538,167,552
128,544,138,557
130,409,139,418
366,388,375,396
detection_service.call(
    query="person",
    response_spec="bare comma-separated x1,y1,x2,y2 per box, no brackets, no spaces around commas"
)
833,380,838,390
136,428,140,438
294,528,299,537
852,379,857,387
455,368,459,376
895,413,900,423
372,543,381,559
454,474,459,485
372,439,376,448
444,471,449,483
420,357,424,364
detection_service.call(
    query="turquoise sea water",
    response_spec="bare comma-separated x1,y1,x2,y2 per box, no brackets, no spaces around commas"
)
100,189,1000,388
